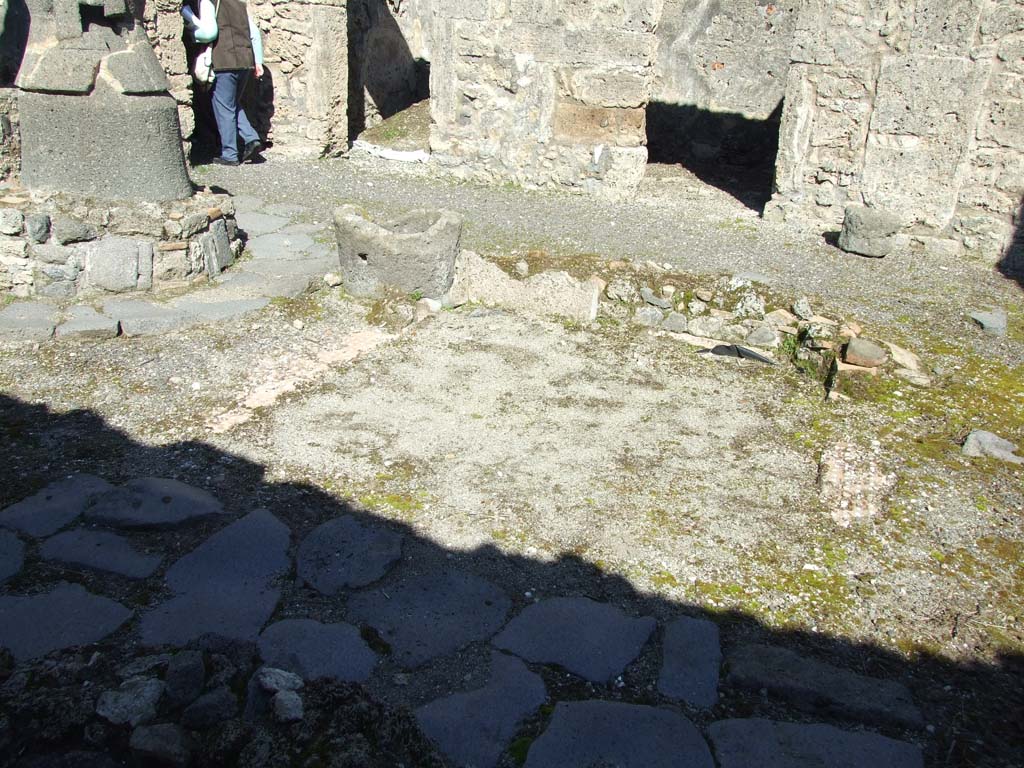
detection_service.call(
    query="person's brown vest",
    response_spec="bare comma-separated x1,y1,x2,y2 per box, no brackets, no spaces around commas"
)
212,0,255,72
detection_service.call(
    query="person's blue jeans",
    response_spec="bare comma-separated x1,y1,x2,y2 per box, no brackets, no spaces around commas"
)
211,70,259,163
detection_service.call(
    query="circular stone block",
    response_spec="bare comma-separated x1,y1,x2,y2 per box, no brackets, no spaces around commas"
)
333,204,463,299
258,619,378,682
297,515,403,594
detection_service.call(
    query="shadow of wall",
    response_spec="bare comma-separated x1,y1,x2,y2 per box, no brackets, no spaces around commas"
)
0,0,29,86
646,100,783,213
0,392,1022,767
997,197,1023,289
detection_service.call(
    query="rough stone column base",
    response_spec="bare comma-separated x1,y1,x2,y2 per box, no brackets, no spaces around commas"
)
19,87,192,202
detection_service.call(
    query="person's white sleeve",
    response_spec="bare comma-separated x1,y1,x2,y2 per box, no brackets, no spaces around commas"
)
183,0,219,44
249,15,263,66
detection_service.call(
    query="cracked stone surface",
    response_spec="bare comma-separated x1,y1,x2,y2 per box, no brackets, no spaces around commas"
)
258,618,378,682
0,474,114,538
523,700,714,768
658,616,721,708
84,478,227,529
416,651,547,768
40,529,162,579
493,596,656,682
709,719,924,768
346,568,511,668
0,529,25,583
727,644,924,729
138,509,290,646
296,515,403,594
0,582,132,661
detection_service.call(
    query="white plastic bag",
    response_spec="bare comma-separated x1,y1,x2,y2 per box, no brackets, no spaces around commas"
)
193,46,215,87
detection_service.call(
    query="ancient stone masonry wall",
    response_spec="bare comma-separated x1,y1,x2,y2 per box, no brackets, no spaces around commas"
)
653,0,796,119
766,0,1024,265
0,88,19,182
0,191,242,299
429,0,663,199
145,0,348,157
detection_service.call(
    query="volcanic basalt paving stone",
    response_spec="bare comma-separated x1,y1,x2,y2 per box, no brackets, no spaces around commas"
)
416,652,546,768
297,515,403,594
708,718,924,768
492,597,656,682
726,644,923,729
40,529,162,579
258,619,378,682
139,509,290,646
657,616,722,708
0,530,25,583
523,700,714,768
346,568,511,669
0,582,133,661
84,478,227,529
0,474,114,538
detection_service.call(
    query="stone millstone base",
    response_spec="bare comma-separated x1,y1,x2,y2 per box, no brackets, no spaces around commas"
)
333,204,462,299
18,87,192,203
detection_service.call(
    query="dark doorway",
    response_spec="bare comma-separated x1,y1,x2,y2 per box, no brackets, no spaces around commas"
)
646,100,783,213
347,0,427,144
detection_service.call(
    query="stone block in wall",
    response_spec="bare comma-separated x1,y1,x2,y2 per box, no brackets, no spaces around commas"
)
199,218,232,276
504,23,566,62
910,0,985,57
435,0,493,21
553,102,645,147
862,54,989,230
870,55,985,140
980,1,1024,43
565,30,656,67
561,67,649,109
997,34,1024,74
103,42,172,94
977,99,1024,150
83,237,144,293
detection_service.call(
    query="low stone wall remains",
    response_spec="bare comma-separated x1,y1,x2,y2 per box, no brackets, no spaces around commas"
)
0,190,241,299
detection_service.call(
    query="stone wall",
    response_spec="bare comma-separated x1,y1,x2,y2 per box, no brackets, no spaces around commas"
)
653,0,796,119
429,0,662,199
766,0,1024,265
0,190,241,299
0,88,18,182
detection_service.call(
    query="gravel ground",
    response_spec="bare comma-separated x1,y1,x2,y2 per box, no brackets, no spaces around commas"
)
197,153,1023,367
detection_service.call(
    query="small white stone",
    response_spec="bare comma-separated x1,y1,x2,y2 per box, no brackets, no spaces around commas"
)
292,319,304,330
323,272,343,287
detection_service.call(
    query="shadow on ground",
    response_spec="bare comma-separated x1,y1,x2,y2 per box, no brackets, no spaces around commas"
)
646,102,782,214
0,393,1021,767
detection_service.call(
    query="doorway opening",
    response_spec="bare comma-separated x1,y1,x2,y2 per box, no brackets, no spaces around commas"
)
646,101,783,213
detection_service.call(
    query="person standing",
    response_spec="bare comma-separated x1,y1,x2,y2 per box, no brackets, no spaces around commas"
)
184,0,264,165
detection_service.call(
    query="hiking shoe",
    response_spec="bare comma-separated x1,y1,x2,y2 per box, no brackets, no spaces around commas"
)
241,140,263,163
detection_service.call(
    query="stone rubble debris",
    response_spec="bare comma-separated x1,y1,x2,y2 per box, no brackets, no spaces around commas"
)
961,430,1024,465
